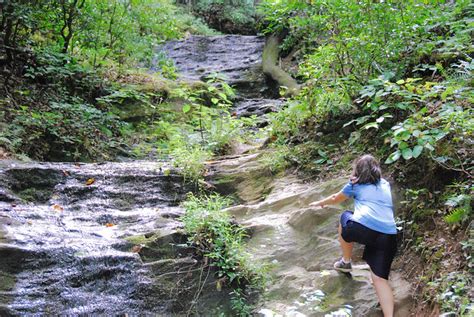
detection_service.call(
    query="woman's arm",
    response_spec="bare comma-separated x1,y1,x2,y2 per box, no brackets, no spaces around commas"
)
309,191,349,208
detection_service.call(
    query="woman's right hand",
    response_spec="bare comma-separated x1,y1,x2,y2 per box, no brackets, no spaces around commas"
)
309,201,325,208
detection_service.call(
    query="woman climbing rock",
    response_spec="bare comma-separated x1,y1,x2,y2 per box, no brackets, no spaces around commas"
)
310,154,398,317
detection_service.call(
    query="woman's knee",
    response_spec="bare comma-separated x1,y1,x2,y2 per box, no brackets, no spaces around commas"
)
339,230,352,243
371,272,389,283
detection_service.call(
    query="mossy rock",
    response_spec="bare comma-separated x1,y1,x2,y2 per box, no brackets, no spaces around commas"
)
16,188,52,203
0,272,16,291
5,167,65,203
125,231,190,263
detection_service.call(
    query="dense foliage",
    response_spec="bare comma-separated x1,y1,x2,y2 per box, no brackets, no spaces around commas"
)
3,0,213,66
0,0,218,161
259,0,473,314
178,0,260,34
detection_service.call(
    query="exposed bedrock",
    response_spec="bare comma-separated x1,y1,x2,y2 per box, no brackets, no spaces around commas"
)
207,152,412,317
0,161,230,315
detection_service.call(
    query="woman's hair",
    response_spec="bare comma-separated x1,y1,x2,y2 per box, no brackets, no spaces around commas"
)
350,154,382,184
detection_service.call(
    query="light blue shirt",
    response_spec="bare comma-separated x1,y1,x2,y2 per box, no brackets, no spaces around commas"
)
341,178,397,234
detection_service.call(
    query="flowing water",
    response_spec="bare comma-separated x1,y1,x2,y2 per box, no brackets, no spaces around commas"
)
160,35,284,123
0,35,412,316
0,162,216,315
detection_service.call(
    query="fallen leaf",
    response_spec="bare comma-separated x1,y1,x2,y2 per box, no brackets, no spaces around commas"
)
52,204,64,212
320,270,331,276
105,223,115,227
85,178,95,186
131,245,142,253
62,170,70,176
27,220,33,225
216,280,222,291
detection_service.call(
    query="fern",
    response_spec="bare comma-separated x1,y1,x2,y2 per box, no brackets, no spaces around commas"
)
444,208,468,224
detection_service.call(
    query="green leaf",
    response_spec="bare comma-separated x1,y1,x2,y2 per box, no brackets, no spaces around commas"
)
412,145,423,158
211,98,219,105
385,150,401,164
356,115,371,125
396,79,405,85
425,143,435,151
402,148,413,160
317,149,327,158
182,104,191,113
363,122,379,130
343,119,358,128
434,156,448,163
400,131,411,141
444,208,467,224
393,127,406,136
398,141,409,150
218,92,228,101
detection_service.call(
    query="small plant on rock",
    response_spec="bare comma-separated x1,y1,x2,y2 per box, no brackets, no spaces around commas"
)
181,193,267,316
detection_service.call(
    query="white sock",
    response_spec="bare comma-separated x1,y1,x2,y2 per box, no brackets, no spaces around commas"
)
342,258,351,264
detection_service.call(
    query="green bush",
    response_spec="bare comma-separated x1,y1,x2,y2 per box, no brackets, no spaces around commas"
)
171,142,211,183
1,101,124,161
426,272,473,315
1,49,128,161
190,0,259,34
181,193,267,315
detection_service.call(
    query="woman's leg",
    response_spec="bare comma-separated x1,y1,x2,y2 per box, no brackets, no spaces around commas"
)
371,271,394,317
338,223,353,262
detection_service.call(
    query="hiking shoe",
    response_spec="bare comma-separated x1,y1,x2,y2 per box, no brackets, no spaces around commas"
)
333,258,352,272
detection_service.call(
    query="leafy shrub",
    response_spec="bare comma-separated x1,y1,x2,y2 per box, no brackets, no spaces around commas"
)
1,102,124,161
426,272,473,315
154,52,178,80
442,184,472,225
259,144,291,174
267,100,312,140
181,193,267,315
190,0,259,34
171,142,211,183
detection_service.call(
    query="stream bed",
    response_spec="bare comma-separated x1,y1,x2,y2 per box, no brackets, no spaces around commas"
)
0,35,412,316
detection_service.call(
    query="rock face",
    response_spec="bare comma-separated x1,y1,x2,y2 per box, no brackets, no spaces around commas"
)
159,35,284,119
160,36,265,86
208,154,413,317
0,161,230,315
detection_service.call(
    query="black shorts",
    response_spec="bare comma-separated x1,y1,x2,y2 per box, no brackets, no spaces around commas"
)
340,211,397,279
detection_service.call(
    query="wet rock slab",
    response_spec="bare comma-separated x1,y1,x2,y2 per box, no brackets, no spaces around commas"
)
208,155,413,317
159,35,276,98
0,161,229,315
159,35,264,82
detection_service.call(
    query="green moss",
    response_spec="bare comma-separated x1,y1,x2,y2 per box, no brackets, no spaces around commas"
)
0,272,16,291
124,233,156,245
17,188,52,203
212,174,236,186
